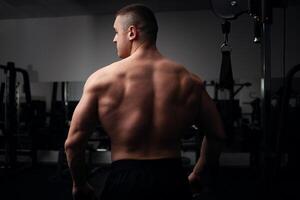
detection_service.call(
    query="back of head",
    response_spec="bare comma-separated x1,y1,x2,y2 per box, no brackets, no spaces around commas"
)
116,4,158,44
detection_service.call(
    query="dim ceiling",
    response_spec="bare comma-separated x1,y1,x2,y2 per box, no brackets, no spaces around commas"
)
0,0,212,19
0,0,298,20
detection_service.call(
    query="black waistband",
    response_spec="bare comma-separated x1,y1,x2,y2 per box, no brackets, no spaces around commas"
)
111,158,183,171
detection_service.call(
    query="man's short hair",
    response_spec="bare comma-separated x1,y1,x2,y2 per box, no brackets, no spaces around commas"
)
116,4,158,43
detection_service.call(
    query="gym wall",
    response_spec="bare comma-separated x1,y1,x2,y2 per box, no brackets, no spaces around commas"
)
0,7,299,104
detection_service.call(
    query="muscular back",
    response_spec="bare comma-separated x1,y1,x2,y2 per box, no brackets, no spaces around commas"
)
93,55,202,161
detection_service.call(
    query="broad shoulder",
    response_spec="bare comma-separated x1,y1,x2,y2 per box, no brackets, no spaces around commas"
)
190,73,203,85
190,73,205,91
83,63,119,94
158,58,201,80
157,57,183,68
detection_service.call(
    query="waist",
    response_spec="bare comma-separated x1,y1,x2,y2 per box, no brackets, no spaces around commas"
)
111,145,181,161
111,157,183,171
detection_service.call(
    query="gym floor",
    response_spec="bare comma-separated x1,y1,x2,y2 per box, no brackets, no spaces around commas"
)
0,163,297,200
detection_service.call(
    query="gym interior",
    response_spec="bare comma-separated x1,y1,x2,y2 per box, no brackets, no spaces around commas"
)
0,0,299,199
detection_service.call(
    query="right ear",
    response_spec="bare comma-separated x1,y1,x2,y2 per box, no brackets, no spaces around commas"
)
128,25,138,41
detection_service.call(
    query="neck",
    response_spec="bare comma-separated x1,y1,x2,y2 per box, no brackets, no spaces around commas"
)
130,40,157,56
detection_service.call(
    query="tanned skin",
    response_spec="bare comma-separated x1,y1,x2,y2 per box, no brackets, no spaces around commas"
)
65,14,225,200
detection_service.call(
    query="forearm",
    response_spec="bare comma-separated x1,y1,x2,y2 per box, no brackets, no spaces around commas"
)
65,143,88,187
192,136,223,175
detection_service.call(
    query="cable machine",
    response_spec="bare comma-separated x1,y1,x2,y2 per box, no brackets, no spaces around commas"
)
210,0,291,194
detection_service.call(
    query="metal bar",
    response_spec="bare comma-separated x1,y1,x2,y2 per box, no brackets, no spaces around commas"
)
5,62,17,168
259,0,273,194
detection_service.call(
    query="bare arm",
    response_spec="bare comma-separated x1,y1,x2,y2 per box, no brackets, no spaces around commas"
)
64,80,99,188
193,88,225,174
189,76,226,190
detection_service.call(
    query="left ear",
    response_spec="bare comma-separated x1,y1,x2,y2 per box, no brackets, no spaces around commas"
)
128,25,138,41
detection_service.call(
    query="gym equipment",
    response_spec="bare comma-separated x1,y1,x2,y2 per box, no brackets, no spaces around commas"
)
219,21,234,93
2,62,17,168
0,83,4,107
210,0,297,194
49,82,72,137
276,64,300,172
0,62,36,169
210,0,248,20
204,81,251,100
204,81,251,144
0,66,7,132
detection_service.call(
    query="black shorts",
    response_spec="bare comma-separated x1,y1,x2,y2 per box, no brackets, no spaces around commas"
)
99,158,192,200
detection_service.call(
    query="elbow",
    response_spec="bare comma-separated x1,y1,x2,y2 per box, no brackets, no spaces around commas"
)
64,139,78,157
64,137,85,157
64,139,72,156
